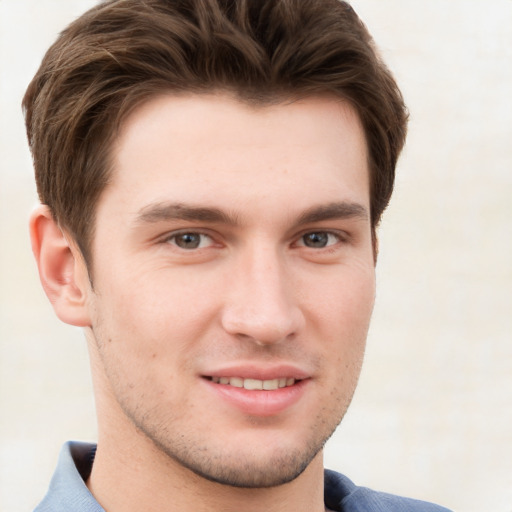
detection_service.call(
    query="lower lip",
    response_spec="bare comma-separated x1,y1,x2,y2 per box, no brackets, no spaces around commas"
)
202,378,309,417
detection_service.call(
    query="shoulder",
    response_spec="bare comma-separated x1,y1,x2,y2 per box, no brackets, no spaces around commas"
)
324,470,453,512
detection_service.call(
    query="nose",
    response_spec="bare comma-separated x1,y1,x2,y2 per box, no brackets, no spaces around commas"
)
220,246,305,345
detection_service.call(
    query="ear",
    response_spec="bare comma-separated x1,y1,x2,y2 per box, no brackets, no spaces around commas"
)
29,205,92,327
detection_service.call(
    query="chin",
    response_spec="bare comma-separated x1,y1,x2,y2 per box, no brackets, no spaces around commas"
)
175,446,319,488
145,423,334,489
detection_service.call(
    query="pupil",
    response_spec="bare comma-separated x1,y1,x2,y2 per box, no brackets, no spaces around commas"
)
177,233,200,249
304,232,328,248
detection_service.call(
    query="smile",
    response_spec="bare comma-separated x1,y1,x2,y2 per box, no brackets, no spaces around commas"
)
209,376,297,390
203,372,309,416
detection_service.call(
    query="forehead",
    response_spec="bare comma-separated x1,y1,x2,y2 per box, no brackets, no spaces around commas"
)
100,92,369,223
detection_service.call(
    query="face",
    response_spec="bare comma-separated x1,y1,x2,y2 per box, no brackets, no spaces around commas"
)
85,93,375,487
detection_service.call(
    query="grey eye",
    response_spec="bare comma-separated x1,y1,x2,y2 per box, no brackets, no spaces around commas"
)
174,233,202,249
302,232,329,248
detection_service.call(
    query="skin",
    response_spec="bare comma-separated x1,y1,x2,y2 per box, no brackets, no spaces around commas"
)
30,93,376,512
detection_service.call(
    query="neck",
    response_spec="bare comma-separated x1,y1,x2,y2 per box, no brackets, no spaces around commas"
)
87,426,326,512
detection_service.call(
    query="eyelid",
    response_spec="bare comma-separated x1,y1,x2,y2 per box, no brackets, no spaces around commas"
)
293,229,348,248
161,229,217,249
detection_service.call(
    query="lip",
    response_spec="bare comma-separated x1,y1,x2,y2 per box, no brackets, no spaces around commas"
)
205,364,311,381
201,364,311,417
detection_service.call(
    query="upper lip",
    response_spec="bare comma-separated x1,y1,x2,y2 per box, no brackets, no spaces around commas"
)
202,364,311,381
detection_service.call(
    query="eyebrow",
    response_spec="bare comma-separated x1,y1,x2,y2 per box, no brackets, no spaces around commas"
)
296,201,369,225
134,200,368,227
135,202,239,226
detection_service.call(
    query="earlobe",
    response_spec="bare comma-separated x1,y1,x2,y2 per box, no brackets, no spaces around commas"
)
29,205,92,327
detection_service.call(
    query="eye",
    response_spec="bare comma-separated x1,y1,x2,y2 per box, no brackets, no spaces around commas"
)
166,232,213,250
298,231,340,249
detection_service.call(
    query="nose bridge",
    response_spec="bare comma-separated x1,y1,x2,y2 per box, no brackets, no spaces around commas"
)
221,240,303,344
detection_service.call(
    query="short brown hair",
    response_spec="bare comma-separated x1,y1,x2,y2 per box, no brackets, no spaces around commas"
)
23,0,407,266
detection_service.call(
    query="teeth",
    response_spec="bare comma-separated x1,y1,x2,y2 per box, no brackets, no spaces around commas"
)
211,376,296,389
244,378,263,390
263,379,278,390
230,377,244,388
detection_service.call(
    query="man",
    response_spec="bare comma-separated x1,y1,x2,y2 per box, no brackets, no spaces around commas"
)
23,0,451,511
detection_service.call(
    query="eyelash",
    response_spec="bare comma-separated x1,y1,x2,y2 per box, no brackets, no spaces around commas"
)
161,229,348,252
163,231,215,250
295,231,346,249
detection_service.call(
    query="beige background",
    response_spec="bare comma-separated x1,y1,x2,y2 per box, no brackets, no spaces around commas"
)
1,1,511,511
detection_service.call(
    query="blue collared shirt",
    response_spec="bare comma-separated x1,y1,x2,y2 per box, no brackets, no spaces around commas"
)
34,441,452,512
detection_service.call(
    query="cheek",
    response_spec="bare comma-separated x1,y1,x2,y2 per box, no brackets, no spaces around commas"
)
311,267,375,382
312,266,375,334
92,269,222,361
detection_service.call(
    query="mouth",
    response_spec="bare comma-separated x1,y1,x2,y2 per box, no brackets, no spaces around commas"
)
201,365,310,416
207,376,299,390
